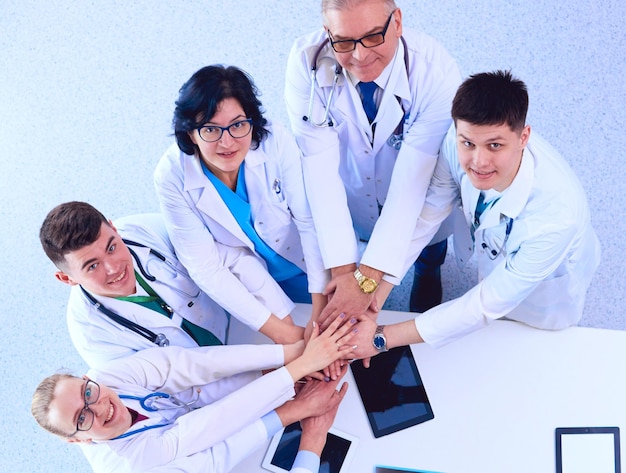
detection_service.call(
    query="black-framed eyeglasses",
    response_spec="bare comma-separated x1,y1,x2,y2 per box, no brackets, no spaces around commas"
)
197,119,253,143
70,379,100,436
328,10,395,53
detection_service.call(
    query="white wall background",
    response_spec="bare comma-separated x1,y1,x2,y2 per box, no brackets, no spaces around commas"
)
1,1,624,471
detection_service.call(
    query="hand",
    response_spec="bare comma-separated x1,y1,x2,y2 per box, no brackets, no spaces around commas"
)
293,366,348,419
285,314,357,381
275,366,349,427
318,272,380,329
337,315,379,363
299,380,349,456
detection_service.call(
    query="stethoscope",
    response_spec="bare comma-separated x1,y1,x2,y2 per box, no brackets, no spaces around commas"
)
480,217,514,260
111,388,201,440
302,36,409,150
80,240,200,348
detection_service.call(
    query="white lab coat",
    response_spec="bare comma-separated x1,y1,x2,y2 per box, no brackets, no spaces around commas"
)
67,213,293,368
408,126,601,347
79,344,294,472
154,123,329,317
285,28,461,283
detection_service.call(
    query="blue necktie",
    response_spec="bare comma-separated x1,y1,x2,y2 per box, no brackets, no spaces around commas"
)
359,81,378,123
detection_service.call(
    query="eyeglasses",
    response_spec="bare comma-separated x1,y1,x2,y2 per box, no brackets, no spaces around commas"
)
70,379,100,436
197,119,253,143
328,11,395,53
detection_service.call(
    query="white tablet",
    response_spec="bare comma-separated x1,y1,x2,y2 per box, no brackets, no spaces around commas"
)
262,421,358,473
556,427,621,473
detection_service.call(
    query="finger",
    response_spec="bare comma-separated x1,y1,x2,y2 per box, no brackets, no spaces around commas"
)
306,370,327,382
337,344,357,360
330,316,358,341
368,296,380,313
336,380,349,400
307,320,321,343
322,311,347,335
322,279,338,296
363,356,371,368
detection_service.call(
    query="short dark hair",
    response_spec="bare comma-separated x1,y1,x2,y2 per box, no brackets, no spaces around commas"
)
451,70,529,132
173,65,269,156
39,201,109,268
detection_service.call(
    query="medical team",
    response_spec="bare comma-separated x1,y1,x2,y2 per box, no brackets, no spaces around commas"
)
31,1,600,472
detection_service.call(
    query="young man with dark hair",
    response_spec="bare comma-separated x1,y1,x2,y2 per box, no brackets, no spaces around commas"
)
343,70,601,356
40,202,300,368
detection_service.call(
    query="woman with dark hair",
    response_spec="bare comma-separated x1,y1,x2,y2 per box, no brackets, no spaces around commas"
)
154,65,329,344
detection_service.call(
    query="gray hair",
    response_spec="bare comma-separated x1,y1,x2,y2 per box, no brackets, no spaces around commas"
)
321,0,397,16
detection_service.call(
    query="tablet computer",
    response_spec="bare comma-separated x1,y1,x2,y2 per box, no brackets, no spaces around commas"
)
351,345,434,438
556,427,621,473
262,421,358,473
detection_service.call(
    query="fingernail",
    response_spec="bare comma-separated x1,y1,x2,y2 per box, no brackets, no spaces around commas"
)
324,376,330,382
339,312,346,319
350,317,357,324
312,321,317,328
352,345,358,349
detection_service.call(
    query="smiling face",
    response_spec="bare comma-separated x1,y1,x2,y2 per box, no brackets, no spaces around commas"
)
48,376,132,443
456,120,531,192
324,1,402,83
55,222,136,298
188,97,252,190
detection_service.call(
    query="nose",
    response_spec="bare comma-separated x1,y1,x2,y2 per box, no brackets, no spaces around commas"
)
217,129,235,146
352,41,368,61
102,259,118,275
472,147,489,168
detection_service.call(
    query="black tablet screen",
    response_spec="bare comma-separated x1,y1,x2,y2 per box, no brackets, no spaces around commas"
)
351,345,434,438
269,422,352,473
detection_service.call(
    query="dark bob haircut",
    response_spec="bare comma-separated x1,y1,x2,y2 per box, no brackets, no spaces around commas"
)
173,65,270,156
451,70,529,132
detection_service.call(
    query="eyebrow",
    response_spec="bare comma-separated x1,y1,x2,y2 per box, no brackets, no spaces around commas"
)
458,133,506,143
330,18,389,41
206,114,247,126
70,380,86,428
80,235,115,270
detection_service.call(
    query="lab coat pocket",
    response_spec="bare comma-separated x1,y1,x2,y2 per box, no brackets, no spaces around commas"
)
254,199,294,241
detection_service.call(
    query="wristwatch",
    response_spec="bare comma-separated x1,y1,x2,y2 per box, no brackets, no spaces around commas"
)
372,325,388,352
354,268,378,294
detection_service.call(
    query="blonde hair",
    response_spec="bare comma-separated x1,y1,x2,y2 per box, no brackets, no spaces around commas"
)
31,373,77,438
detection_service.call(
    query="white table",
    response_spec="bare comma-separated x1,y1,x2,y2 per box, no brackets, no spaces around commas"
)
228,305,626,473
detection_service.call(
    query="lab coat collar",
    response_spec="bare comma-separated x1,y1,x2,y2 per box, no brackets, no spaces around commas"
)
182,152,207,192
181,148,255,246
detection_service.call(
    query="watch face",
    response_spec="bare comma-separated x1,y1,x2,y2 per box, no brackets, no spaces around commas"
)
373,335,385,349
361,279,377,293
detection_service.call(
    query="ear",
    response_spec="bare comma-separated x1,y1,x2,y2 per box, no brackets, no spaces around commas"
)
55,270,78,286
393,8,403,37
519,125,531,148
188,130,198,146
108,220,119,234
